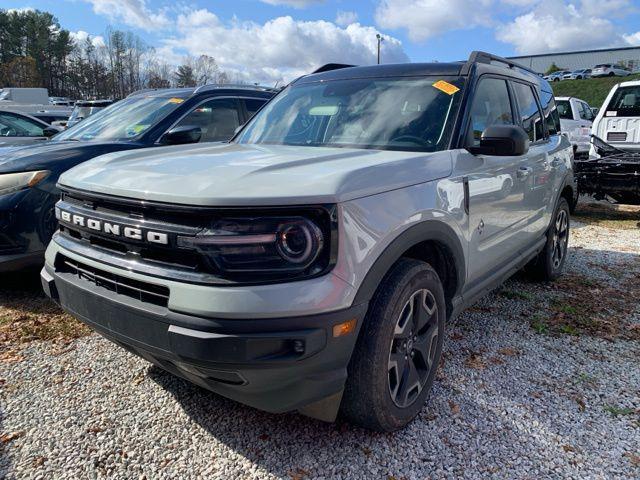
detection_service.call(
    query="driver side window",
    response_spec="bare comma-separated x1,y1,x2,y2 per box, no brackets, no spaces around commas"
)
174,98,241,143
468,78,514,146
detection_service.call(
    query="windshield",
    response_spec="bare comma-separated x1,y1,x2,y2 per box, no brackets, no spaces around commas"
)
605,85,640,117
68,106,101,124
236,76,465,152
0,91,9,101
55,95,185,142
556,100,573,119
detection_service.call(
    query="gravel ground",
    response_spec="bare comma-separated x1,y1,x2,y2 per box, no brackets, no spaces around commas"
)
1,204,639,479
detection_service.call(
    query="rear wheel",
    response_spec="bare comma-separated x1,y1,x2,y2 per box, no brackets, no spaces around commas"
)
526,197,570,281
341,258,445,432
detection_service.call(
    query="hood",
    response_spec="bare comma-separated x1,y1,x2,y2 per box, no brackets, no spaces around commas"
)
0,140,140,174
59,142,453,206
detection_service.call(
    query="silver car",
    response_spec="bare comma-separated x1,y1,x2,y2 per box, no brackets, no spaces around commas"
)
591,64,632,78
42,52,575,432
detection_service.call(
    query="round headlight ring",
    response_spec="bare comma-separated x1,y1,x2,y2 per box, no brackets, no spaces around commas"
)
276,219,323,265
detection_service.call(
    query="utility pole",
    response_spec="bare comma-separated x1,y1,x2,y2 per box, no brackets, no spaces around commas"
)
376,33,384,64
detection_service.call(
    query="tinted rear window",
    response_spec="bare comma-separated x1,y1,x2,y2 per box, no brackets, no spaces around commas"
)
605,86,640,117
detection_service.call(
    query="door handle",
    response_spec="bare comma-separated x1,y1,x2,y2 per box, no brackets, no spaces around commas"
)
517,167,532,179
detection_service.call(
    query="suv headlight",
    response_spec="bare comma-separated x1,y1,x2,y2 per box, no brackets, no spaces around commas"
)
0,171,50,196
176,210,336,281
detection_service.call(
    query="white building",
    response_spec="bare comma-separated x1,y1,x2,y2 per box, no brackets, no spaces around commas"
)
508,46,640,74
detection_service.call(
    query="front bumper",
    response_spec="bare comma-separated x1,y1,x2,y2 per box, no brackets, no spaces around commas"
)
41,256,367,420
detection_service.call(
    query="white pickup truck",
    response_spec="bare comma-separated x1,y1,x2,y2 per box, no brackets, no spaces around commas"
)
556,96,595,158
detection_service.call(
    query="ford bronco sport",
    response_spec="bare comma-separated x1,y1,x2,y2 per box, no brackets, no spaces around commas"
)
42,52,574,432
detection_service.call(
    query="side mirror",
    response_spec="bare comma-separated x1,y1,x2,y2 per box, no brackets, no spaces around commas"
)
591,107,599,116
468,125,529,156
43,126,61,138
161,125,202,145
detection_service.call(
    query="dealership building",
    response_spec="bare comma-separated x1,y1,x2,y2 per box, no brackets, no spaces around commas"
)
508,46,640,74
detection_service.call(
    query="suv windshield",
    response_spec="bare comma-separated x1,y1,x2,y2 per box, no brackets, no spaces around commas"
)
606,85,640,117
55,95,185,142
236,76,465,152
556,100,573,119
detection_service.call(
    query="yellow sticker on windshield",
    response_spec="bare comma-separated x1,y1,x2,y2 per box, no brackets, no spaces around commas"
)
168,97,184,104
433,80,460,95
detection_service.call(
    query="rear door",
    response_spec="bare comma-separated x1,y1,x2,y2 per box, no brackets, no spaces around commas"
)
510,80,552,239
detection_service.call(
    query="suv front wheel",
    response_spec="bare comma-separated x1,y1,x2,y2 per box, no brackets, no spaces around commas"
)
341,258,445,432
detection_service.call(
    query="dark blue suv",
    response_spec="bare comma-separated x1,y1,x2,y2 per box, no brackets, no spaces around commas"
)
0,85,275,272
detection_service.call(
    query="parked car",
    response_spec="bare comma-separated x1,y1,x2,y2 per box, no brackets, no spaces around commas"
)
564,69,591,80
0,88,71,117
66,100,114,128
31,111,71,126
49,96,74,106
580,80,640,205
546,70,572,82
0,85,275,272
555,96,594,158
42,52,574,432
590,80,640,154
591,64,632,78
0,110,60,146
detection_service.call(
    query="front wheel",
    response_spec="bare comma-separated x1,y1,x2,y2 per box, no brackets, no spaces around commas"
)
525,197,570,281
340,258,445,432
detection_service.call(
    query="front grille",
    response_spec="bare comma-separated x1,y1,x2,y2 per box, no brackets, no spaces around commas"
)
607,132,628,142
57,255,170,307
57,188,334,284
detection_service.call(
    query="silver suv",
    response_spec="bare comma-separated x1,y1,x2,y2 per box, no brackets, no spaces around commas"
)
42,52,574,432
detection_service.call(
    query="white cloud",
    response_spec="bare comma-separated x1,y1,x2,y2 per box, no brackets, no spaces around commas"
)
70,30,106,48
260,0,324,7
80,0,170,31
161,11,409,84
375,0,493,41
496,0,633,53
7,7,35,13
624,31,640,45
335,10,358,26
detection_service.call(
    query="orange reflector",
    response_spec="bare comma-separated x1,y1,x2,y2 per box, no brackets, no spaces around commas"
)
333,319,357,338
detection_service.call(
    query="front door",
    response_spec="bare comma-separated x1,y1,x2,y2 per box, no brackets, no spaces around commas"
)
463,76,532,282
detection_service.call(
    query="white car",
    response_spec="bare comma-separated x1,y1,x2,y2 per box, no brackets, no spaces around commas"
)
591,64,632,78
590,80,640,155
556,97,594,158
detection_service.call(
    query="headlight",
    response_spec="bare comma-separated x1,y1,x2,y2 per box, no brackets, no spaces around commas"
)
0,171,50,196
176,212,334,281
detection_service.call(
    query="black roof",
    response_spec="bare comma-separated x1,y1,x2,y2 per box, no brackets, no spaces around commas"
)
298,62,465,83
297,51,546,86
75,99,113,106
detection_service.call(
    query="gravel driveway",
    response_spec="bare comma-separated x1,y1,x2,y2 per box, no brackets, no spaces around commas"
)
1,204,639,479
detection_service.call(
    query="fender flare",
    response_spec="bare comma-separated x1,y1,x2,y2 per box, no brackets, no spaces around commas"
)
352,220,466,306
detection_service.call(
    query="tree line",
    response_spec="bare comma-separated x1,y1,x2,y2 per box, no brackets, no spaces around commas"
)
0,9,231,100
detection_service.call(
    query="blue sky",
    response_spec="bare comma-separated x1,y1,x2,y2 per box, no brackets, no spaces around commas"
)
5,1,640,82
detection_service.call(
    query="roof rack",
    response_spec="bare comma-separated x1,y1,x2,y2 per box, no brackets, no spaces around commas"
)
127,88,159,98
461,51,541,77
193,84,278,94
312,63,355,74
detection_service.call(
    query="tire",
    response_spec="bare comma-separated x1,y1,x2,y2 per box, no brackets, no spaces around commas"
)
609,71,615,77
526,197,570,281
340,258,446,432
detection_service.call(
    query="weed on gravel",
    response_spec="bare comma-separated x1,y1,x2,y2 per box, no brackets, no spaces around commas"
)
573,201,640,230
0,272,90,354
